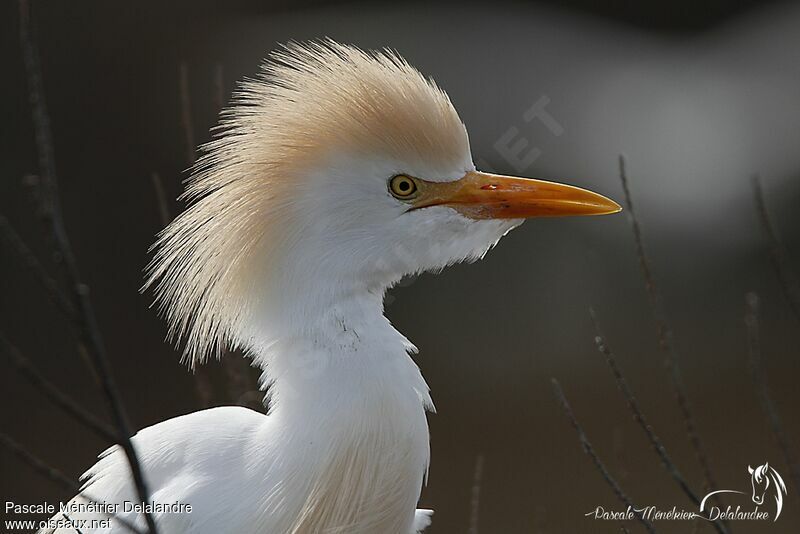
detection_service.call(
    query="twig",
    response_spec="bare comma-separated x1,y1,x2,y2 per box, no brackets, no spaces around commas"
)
0,212,100,385
751,175,800,323
213,63,225,114
0,432,143,534
468,454,484,534
744,293,800,498
210,66,263,409
618,155,720,502
0,212,76,319
150,172,171,227
176,60,220,408
1,332,117,442
179,61,196,166
224,355,263,411
551,378,656,533
18,2,157,532
61,512,84,534
589,309,728,534
148,173,215,409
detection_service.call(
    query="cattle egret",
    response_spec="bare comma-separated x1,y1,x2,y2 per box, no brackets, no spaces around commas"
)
45,40,620,533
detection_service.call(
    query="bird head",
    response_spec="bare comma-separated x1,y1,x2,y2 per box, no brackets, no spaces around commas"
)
145,40,620,365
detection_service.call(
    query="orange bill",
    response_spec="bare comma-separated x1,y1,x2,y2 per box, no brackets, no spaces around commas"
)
411,170,621,220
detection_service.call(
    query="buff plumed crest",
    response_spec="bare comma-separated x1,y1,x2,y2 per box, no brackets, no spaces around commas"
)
143,39,469,365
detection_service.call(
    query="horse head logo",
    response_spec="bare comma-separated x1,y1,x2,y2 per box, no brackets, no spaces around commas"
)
700,462,788,522
748,462,787,520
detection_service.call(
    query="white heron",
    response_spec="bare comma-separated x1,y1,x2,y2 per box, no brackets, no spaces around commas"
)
45,40,619,533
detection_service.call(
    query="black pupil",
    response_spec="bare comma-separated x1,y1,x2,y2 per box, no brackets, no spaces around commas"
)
398,180,410,192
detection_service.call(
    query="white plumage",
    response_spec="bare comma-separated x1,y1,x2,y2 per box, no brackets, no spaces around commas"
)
45,40,619,533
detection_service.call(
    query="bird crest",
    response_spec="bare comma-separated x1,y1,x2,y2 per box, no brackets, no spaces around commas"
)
143,40,469,366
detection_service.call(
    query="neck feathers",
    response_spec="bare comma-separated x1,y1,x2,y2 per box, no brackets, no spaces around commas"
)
257,296,432,533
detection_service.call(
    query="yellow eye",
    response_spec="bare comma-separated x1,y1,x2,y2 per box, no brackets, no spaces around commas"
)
389,175,418,199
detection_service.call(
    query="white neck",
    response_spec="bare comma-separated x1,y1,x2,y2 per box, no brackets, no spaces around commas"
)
244,268,433,532
260,285,432,419
243,224,433,417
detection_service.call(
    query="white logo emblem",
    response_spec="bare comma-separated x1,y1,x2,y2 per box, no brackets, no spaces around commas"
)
700,462,788,521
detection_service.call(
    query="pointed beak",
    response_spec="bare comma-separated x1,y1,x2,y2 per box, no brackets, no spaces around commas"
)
413,170,621,220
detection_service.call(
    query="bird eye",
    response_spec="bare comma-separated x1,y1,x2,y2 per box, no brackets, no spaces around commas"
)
389,175,418,199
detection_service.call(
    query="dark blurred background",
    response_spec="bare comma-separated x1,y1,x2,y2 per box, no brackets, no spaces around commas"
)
2,1,799,532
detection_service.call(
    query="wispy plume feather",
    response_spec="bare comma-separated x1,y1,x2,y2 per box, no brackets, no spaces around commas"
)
143,40,468,366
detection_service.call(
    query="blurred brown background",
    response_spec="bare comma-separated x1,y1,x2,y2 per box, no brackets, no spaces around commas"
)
2,1,799,532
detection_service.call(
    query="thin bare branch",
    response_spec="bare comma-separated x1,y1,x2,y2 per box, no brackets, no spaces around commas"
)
224,355,263,411
751,175,800,322
191,365,214,408
0,212,75,319
150,172,171,227
18,2,157,531
468,454,484,534
176,61,221,408
589,309,728,534
150,169,217,410
618,155,720,501
210,64,263,410
0,432,144,534
551,378,656,533
744,292,800,498
1,332,117,442
213,63,225,114
179,61,196,166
